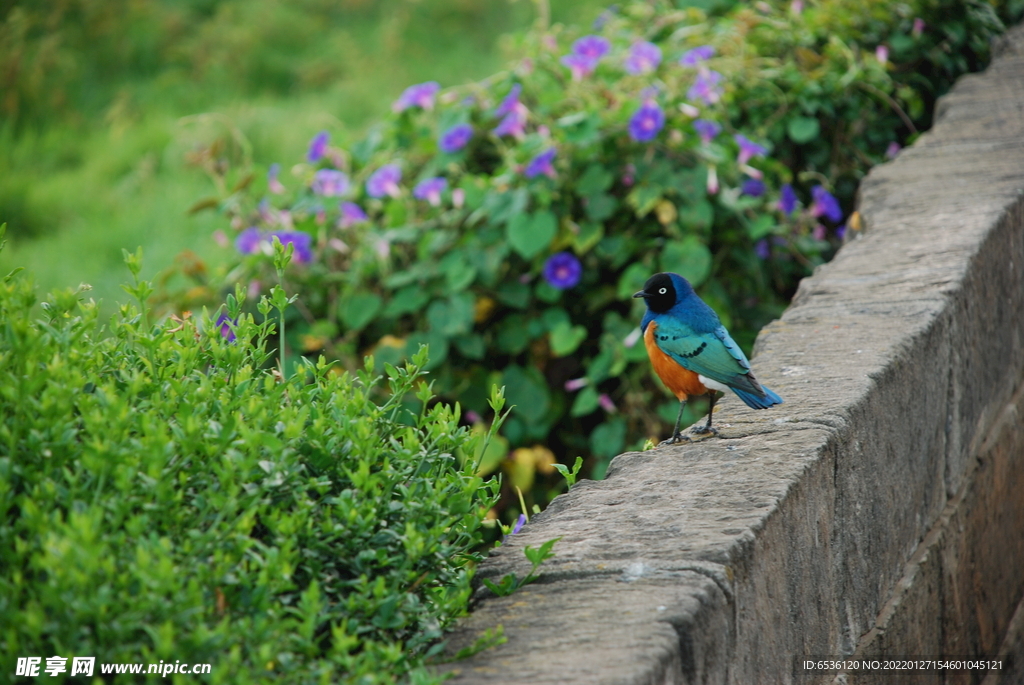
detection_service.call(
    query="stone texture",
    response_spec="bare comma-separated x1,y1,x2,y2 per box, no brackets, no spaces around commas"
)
438,24,1024,685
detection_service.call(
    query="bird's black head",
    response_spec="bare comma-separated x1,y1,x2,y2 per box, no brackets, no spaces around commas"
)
632,272,682,313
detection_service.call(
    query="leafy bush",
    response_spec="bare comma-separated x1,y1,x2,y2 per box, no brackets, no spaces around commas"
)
0,237,503,683
175,0,1021,514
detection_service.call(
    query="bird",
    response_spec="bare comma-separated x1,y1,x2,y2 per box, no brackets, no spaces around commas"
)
633,272,782,444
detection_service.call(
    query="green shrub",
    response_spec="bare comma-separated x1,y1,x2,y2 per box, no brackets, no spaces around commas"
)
175,0,1021,514
0,238,503,683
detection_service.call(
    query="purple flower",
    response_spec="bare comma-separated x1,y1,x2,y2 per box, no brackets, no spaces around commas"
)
495,84,522,116
524,148,557,179
687,70,723,105
693,119,721,144
628,99,665,143
267,163,285,194
339,202,368,228
392,81,441,113
571,35,611,61
494,107,527,138
811,186,843,222
679,45,715,67
740,178,766,197
565,377,588,391
366,164,402,198
510,513,527,536
886,142,901,159
270,230,313,264
624,41,662,75
413,177,448,206
215,313,238,342
755,239,771,260
542,252,582,289
311,169,349,197
307,131,329,163
439,123,473,153
561,53,599,81
912,17,925,37
836,223,847,241
598,393,617,413
735,134,768,165
779,184,798,215
236,227,263,255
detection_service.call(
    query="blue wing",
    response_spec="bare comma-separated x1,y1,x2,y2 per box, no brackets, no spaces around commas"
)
652,316,781,406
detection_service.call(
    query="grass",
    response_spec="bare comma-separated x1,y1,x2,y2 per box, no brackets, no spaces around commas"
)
0,0,607,312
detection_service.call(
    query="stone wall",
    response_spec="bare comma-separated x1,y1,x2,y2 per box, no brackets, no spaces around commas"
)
438,24,1024,685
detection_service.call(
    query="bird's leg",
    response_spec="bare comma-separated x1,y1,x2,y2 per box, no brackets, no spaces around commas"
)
661,399,691,445
690,392,720,436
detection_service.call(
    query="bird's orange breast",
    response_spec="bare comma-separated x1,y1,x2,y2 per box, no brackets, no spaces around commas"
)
644,321,708,400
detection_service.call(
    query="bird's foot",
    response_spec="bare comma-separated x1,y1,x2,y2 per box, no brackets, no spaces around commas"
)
660,432,692,446
688,424,720,439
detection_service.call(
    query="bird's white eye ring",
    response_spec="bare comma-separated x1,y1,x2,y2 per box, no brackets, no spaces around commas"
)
658,287,667,294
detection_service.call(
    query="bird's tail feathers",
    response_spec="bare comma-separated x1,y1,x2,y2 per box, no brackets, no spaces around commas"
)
732,385,783,410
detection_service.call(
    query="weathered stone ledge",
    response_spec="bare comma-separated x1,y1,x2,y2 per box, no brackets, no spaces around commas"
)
439,24,1024,685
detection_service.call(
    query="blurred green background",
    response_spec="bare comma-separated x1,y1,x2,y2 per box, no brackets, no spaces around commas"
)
0,0,606,309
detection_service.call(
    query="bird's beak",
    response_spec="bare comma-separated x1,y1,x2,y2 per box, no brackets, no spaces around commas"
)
632,290,649,299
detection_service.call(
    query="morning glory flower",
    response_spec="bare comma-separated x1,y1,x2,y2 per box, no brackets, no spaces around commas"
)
886,142,901,159
628,99,665,143
542,252,582,289
413,177,448,206
624,41,662,75
565,377,588,391
439,123,473,153
510,513,527,536
270,230,313,264
755,239,771,259
679,45,715,67
779,184,798,215
598,394,617,413
571,35,611,61
311,169,349,197
687,70,723,105
524,148,557,179
339,202,368,228
392,81,441,113
735,134,768,165
236,227,263,255
495,84,523,116
307,131,329,163
215,313,238,342
366,164,403,198
494,107,527,138
740,178,766,197
561,53,599,81
811,185,843,222
267,163,285,194
693,119,721,144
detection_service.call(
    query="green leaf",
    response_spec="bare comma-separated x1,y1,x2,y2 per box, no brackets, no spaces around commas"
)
440,252,477,292
617,263,651,300
506,211,557,259
748,215,776,240
501,365,551,426
627,184,663,218
576,165,614,195
549,321,587,357
496,281,531,309
427,293,475,337
339,292,383,331
570,386,599,417
585,193,617,222
573,222,604,254
677,200,714,233
590,416,626,460
454,333,485,360
659,237,713,287
382,287,430,318
787,116,820,143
